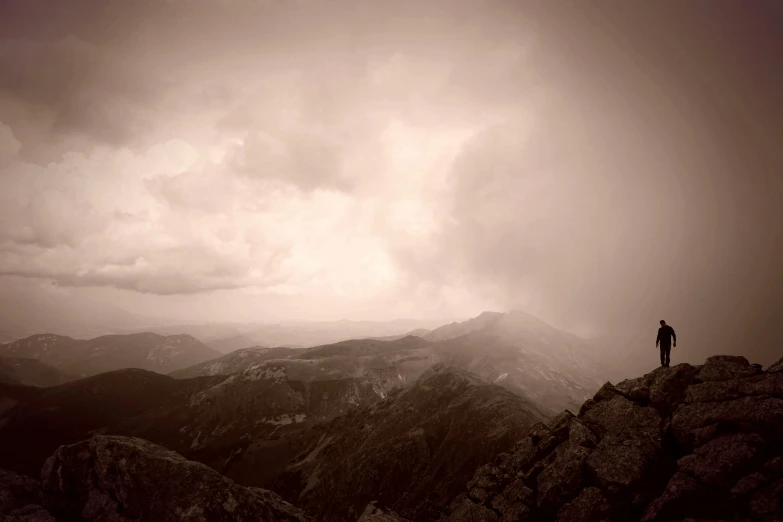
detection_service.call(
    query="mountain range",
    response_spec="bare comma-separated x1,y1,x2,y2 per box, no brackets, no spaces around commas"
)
2,310,779,520
0,357,74,387
2,353,781,521
0,333,220,378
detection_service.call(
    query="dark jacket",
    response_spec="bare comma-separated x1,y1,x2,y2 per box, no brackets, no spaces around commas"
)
656,325,676,347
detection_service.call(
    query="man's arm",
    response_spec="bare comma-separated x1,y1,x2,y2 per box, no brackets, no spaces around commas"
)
672,328,676,347
656,329,660,347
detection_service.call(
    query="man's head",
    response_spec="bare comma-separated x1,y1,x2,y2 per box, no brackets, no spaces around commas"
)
660,320,666,326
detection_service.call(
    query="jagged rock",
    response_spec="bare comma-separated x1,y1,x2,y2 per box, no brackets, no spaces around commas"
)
730,455,783,504
536,443,592,513
676,433,766,489
447,496,499,521
586,436,660,490
489,480,534,513
498,502,532,521
577,399,597,417
1,504,56,522
567,419,598,448
647,364,699,413
591,382,620,403
40,435,310,521
738,372,783,398
747,478,783,520
358,501,411,522
767,356,783,373
614,374,653,399
641,472,718,522
698,356,763,382
529,422,553,444
449,354,783,522
0,470,44,515
671,395,783,449
520,447,558,485
554,487,609,522
685,380,741,403
580,395,661,440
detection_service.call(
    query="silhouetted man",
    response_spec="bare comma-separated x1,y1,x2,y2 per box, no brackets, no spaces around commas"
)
656,320,676,367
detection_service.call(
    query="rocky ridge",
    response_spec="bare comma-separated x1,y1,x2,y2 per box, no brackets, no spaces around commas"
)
443,354,783,521
1,436,310,522
0,333,219,378
268,366,547,521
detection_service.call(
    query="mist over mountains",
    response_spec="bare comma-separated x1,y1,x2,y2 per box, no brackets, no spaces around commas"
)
1,0,781,520
1,310,782,521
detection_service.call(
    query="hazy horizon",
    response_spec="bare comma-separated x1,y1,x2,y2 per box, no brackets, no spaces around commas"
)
1,1,782,364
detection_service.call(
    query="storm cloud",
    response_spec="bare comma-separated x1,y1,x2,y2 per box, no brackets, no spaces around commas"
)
0,0,781,364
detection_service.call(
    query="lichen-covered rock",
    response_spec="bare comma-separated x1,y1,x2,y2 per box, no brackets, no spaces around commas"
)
0,503,56,522
671,395,783,448
591,383,621,404
554,487,609,522
586,436,660,490
738,372,783,398
567,419,598,449
490,480,534,513
676,433,766,489
536,443,592,512
698,356,763,382
685,379,741,403
447,496,499,521
40,435,310,522
0,470,44,515
358,501,411,522
0,469,54,522
647,364,699,413
641,472,716,522
747,478,783,520
580,395,661,440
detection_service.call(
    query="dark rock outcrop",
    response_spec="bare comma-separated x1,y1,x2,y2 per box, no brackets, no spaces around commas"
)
0,469,54,521
443,355,783,521
40,435,310,521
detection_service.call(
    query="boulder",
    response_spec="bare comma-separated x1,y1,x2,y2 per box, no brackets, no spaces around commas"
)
641,472,718,522
445,495,499,521
0,469,54,522
676,433,766,489
586,436,661,490
767,356,783,374
685,380,741,403
489,480,534,513
747,478,783,520
670,396,783,448
591,383,621,403
580,395,661,440
536,443,592,512
698,356,762,382
40,435,310,522
647,364,699,413
554,487,609,522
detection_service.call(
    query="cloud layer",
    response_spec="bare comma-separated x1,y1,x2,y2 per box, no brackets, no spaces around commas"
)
1,0,782,362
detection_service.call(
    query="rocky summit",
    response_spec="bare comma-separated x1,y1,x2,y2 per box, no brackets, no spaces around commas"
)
442,354,783,522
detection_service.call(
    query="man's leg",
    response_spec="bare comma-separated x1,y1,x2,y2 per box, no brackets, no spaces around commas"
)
660,346,666,366
665,345,671,367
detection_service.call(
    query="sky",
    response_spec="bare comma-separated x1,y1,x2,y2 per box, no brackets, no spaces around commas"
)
1,0,782,362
